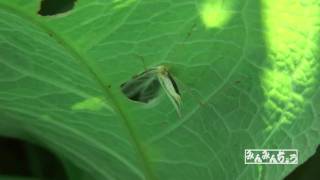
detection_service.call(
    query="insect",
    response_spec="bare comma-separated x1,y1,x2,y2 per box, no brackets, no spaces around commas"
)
121,65,182,116
156,66,182,116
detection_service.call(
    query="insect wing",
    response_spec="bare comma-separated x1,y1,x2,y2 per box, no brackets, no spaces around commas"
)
158,72,182,116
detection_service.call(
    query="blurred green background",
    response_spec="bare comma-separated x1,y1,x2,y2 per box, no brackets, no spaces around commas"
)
0,0,319,179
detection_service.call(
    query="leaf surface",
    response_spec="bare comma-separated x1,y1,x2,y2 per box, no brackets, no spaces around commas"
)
0,0,320,179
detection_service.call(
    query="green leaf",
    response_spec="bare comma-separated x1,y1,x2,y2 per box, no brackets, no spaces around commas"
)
0,0,320,179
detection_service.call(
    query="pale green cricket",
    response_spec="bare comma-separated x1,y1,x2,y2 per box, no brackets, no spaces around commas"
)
121,65,182,116
155,66,182,116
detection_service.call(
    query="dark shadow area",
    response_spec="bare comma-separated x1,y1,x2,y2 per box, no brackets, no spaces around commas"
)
38,0,76,16
285,145,320,180
0,137,68,180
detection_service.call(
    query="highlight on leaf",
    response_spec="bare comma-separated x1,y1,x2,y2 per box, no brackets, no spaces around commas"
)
121,65,181,115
